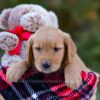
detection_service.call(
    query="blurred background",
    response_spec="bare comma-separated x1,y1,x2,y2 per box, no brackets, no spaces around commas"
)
0,0,100,99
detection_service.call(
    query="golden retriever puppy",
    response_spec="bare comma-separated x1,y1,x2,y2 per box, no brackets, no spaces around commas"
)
6,27,90,89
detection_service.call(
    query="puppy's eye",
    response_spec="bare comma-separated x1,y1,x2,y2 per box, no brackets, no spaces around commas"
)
54,47,61,52
35,47,41,52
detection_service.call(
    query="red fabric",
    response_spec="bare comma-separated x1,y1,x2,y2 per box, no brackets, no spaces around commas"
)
8,26,32,55
0,66,99,100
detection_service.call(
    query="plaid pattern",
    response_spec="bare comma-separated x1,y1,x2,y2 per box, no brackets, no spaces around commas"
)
0,64,99,100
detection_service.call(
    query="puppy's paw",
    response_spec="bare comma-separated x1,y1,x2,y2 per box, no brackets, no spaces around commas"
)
6,65,25,82
65,72,82,89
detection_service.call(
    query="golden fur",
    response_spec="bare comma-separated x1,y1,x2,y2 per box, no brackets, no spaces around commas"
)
6,27,98,99
6,26,89,87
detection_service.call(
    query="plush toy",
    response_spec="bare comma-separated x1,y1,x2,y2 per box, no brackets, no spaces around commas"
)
0,4,58,67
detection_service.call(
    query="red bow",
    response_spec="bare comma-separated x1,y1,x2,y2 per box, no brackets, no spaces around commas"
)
8,26,32,55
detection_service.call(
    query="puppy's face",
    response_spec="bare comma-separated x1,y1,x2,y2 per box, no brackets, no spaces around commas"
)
28,27,76,73
33,30,64,73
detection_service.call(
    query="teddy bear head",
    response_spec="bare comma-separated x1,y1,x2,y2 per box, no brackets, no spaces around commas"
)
0,4,58,31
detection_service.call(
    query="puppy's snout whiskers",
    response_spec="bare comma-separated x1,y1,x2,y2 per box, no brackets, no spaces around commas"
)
42,60,51,69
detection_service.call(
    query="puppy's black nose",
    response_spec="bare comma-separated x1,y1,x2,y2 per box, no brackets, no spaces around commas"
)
42,61,51,69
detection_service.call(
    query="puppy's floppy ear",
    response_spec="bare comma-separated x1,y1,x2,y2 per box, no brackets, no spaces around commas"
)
27,35,34,67
62,33,77,66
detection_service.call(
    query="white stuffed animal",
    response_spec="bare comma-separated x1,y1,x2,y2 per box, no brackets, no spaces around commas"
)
0,4,58,67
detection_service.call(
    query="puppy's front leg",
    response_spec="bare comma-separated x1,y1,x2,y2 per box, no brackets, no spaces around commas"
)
64,65,82,89
6,60,29,82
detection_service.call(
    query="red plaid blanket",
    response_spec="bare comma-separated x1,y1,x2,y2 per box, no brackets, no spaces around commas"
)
0,65,99,100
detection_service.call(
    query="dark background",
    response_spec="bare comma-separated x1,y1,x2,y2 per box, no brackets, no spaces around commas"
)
0,0,100,99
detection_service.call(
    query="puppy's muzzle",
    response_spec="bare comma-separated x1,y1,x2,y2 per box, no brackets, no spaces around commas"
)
42,60,51,69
